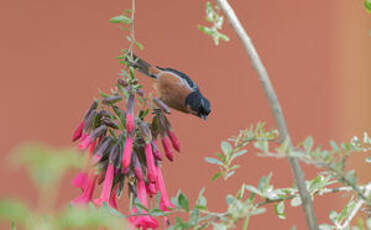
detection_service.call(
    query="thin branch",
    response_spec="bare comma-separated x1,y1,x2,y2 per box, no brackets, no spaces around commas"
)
338,183,371,230
256,184,370,207
214,0,318,229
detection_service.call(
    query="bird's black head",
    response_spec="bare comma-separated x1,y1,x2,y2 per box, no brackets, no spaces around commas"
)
185,91,211,120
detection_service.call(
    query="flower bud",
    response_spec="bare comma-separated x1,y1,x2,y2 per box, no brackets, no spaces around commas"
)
102,95,123,105
153,98,171,114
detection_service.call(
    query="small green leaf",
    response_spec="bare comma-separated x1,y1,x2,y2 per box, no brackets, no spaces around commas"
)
212,172,222,181
254,141,268,153
290,197,302,207
221,141,232,155
319,224,334,230
225,171,235,179
251,207,266,215
274,202,286,219
196,188,207,209
345,170,357,185
245,185,261,195
329,140,340,152
303,136,314,153
178,193,189,212
109,15,132,24
205,157,223,166
135,41,144,50
231,150,247,161
225,195,235,205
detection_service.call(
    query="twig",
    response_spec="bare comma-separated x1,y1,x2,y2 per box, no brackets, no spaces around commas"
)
338,183,371,230
214,0,318,229
256,184,370,207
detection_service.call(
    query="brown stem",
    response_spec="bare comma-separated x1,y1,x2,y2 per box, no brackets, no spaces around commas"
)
214,0,318,229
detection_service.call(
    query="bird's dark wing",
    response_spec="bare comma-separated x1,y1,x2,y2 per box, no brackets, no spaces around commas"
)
157,67,198,91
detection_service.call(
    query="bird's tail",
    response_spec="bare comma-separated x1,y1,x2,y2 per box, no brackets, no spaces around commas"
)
127,54,160,79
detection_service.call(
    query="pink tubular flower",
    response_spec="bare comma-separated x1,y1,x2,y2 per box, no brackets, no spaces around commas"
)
156,166,175,210
94,164,114,206
78,135,93,150
122,136,134,169
72,172,88,191
72,121,85,142
72,170,97,205
146,182,157,197
168,130,180,152
161,135,174,161
109,183,119,210
152,140,162,161
126,113,135,133
145,143,157,183
134,180,159,229
133,154,144,181
126,94,135,133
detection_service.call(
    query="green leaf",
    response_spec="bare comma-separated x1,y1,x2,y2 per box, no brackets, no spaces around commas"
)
231,150,248,161
212,172,222,181
198,25,213,35
245,185,261,195
251,207,266,215
303,136,314,153
319,224,334,230
225,195,235,205
221,141,232,155
215,152,226,162
205,157,223,166
274,202,286,219
109,15,132,24
345,170,357,185
135,42,144,50
225,171,235,179
178,193,190,212
196,188,207,209
213,223,227,230
330,140,340,152
254,141,268,153
290,197,302,207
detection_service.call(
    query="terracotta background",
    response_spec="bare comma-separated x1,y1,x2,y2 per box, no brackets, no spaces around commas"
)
0,0,370,229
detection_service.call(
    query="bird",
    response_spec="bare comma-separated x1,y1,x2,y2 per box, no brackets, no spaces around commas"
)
127,55,211,120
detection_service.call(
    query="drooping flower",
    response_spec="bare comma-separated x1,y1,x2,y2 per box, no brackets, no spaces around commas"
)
78,125,107,150
132,179,159,229
72,121,85,142
168,129,180,152
71,170,97,205
133,153,144,181
122,135,134,169
156,166,175,210
72,172,88,191
161,135,174,161
151,140,162,161
126,94,135,133
109,183,119,210
146,182,157,197
94,163,114,206
145,143,157,183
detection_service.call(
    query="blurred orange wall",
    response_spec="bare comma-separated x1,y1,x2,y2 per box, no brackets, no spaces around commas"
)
0,0,369,229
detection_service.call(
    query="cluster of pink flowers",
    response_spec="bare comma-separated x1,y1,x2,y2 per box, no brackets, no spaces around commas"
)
71,78,180,229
